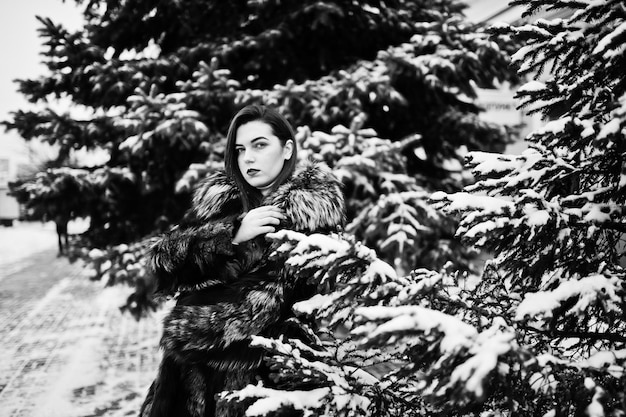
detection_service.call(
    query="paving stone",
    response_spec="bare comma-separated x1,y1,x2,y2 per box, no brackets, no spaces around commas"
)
0,250,163,417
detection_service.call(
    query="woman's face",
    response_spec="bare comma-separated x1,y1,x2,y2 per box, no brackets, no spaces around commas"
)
235,120,293,194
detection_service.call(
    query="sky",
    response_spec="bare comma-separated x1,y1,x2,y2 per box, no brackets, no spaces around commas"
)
0,1,83,159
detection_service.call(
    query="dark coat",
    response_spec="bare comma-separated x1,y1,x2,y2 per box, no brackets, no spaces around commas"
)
140,162,345,417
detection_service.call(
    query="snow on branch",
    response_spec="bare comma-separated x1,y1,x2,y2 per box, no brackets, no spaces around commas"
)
267,230,406,329
224,333,383,416
223,384,332,417
354,306,522,404
516,274,623,321
592,20,626,58
446,324,517,399
353,305,477,354
430,191,514,215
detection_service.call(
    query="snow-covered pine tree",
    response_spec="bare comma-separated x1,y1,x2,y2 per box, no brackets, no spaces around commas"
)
435,0,626,412
5,0,517,313
184,3,519,275
220,1,626,415
9,166,95,222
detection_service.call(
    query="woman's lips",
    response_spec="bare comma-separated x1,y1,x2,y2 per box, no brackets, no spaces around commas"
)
247,169,260,176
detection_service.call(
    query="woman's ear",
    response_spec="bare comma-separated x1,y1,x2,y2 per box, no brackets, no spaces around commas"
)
283,140,294,160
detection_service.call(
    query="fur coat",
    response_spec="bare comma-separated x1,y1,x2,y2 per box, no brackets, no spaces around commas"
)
140,162,345,417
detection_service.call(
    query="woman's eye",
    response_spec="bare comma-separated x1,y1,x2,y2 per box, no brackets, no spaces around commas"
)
236,148,244,154
255,143,266,149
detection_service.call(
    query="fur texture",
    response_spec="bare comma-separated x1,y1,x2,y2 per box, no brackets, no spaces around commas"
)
140,162,345,417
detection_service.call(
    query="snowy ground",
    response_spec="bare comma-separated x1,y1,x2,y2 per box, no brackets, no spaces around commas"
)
0,221,57,271
0,220,164,417
0,219,88,270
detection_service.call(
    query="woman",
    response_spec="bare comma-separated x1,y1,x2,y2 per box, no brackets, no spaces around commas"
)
140,105,345,417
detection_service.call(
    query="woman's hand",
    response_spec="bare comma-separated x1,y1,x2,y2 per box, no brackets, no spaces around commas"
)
232,205,285,244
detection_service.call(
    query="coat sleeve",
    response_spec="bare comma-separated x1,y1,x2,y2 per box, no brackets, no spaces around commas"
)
150,169,243,294
149,218,238,294
159,280,285,364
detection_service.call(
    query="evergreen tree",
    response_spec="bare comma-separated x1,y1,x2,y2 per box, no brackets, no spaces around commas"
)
6,0,516,309
230,0,626,415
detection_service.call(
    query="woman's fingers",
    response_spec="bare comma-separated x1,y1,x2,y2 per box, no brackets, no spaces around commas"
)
249,207,285,224
248,217,280,230
259,225,276,234
233,206,286,243
251,205,285,218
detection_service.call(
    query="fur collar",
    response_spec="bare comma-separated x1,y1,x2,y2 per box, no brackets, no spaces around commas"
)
192,161,345,232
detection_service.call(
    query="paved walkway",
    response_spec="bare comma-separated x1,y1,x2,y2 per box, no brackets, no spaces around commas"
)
0,249,163,417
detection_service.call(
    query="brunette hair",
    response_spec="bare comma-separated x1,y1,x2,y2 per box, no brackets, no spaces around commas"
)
224,104,298,210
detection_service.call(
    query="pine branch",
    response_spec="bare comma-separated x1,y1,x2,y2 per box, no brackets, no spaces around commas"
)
521,325,626,344
594,221,626,234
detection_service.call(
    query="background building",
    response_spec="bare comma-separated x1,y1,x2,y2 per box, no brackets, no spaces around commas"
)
467,1,571,152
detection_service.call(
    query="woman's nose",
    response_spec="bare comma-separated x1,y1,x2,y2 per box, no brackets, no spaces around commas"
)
243,150,254,162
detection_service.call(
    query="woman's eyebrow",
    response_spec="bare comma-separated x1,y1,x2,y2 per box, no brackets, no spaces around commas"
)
236,136,267,145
